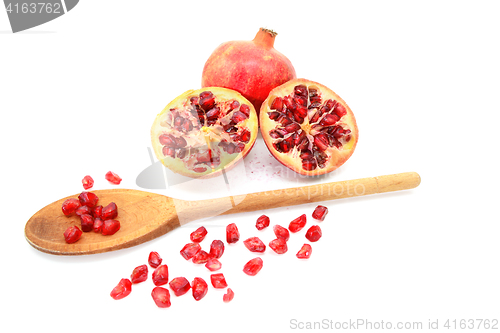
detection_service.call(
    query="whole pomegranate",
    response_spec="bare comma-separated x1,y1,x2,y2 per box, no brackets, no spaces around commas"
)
151,87,259,178
202,28,296,115
260,78,359,176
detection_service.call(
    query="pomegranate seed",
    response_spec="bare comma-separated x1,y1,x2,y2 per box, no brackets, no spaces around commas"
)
199,91,216,110
243,237,266,253
231,111,248,123
169,277,191,296
151,287,171,308
190,226,208,243
78,191,99,208
273,225,290,241
79,213,94,232
243,257,264,276
82,175,94,190
75,205,92,216
101,202,118,220
210,273,228,289
105,171,122,185
209,240,225,259
93,218,104,233
192,277,208,301
289,214,307,233
223,288,235,303
226,223,240,244
269,238,288,254
92,205,103,219
205,258,222,271
180,243,201,260
333,103,347,117
305,225,322,242
152,264,169,286
63,226,82,244
319,113,340,126
239,104,251,117
148,251,162,268
296,244,312,259
192,250,210,264
102,219,120,235
159,133,176,146
110,278,132,300
302,158,317,171
256,215,270,230
312,205,328,221
130,264,148,284
61,198,81,216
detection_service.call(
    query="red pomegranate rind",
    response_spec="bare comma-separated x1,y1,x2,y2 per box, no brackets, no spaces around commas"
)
79,214,94,232
296,244,312,259
131,265,148,284
148,251,162,268
205,258,222,272
169,277,191,297
105,171,122,185
152,264,169,286
101,202,118,220
180,243,201,260
256,215,270,230
192,277,208,301
209,240,225,259
243,257,264,276
151,87,259,179
223,288,235,303
210,273,228,289
305,225,322,242
151,287,171,308
190,226,208,243
192,250,210,264
273,224,290,241
260,78,358,176
78,191,99,208
82,175,94,190
269,238,288,254
289,214,307,233
110,278,132,300
62,198,81,216
226,223,240,244
63,226,82,244
102,219,120,235
243,237,266,253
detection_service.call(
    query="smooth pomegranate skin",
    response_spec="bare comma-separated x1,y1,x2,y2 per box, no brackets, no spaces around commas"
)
260,78,359,176
110,278,132,300
192,277,208,301
151,287,171,308
243,257,264,276
151,87,259,178
202,28,296,114
63,226,82,244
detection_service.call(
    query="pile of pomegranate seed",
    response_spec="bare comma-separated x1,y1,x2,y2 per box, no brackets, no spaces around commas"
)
109,204,330,307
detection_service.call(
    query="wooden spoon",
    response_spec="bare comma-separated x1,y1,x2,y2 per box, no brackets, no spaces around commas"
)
25,171,420,256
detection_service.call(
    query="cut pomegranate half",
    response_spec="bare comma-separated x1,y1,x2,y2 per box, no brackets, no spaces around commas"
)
151,87,258,178
260,78,358,176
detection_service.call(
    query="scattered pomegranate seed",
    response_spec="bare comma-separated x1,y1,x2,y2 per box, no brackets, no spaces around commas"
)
273,224,290,241
192,250,210,264
209,240,225,259
105,171,122,185
152,264,169,286
101,202,118,220
93,218,104,233
205,258,222,272
226,223,240,244
78,191,99,208
255,215,270,230
82,175,94,190
151,287,171,308
289,214,307,233
63,226,82,244
243,257,264,276
102,219,120,235
190,226,208,243
79,213,94,232
130,264,148,284
305,225,322,242
169,277,191,296
180,243,201,260
269,238,288,254
110,278,132,300
296,244,312,259
223,288,235,303
243,237,266,253
210,273,228,289
148,251,162,268
61,198,81,216
192,277,208,301
312,205,328,221
75,205,92,217
92,205,103,219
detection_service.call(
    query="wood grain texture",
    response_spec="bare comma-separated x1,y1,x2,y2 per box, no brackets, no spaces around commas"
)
25,172,420,256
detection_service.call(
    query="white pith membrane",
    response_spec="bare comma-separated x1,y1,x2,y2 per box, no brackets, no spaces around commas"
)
151,88,258,178
260,79,358,176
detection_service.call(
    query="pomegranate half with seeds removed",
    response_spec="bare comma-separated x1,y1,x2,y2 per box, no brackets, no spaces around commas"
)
260,79,358,176
151,87,258,178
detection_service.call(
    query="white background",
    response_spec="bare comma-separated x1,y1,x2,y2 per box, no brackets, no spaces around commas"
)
1,0,499,332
